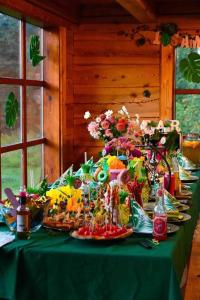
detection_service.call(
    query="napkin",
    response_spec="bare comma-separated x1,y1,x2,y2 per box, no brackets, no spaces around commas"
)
163,189,179,212
50,165,74,189
177,152,197,170
0,232,15,247
130,199,153,234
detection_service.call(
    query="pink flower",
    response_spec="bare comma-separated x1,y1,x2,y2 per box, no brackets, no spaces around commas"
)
101,120,110,130
107,116,115,124
88,121,100,139
100,114,106,121
105,129,113,138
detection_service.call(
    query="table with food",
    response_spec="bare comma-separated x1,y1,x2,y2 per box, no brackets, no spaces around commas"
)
0,108,200,300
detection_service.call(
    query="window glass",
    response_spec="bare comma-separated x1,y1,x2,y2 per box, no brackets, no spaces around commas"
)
176,47,200,89
1,150,22,198
0,13,20,78
0,13,45,198
26,23,42,80
0,85,21,146
27,86,43,141
27,145,43,187
176,94,200,134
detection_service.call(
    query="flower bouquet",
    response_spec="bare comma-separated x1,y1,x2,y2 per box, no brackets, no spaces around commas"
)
84,106,140,143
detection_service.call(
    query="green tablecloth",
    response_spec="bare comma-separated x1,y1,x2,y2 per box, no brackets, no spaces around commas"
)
0,176,200,300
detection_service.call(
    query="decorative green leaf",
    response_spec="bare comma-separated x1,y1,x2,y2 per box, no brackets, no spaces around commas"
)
160,32,171,46
29,35,45,67
147,121,158,127
32,55,45,67
179,52,200,83
165,131,180,151
81,163,91,174
64,175,75,187
5,92,19,128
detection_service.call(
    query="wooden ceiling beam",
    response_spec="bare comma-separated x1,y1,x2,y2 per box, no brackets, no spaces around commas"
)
116,0,156,23
0,0,79,26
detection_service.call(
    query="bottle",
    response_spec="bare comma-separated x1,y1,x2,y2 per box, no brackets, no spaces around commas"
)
172,156,180,195
169,173,175,196
164,172,170,191
153,183,167,241
16,186,30,240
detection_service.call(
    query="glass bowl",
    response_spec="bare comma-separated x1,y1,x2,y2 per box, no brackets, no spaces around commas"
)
2,196,49,232
182,135,200,165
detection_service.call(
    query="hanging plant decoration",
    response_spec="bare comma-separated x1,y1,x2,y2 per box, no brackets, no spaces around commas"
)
143,89,151,98
5,92,19,128
179,52,200,83
160,23,178,46
118,23,179,47
29,35,45,67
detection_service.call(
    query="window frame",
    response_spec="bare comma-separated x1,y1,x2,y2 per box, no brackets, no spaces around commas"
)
0,16,46,196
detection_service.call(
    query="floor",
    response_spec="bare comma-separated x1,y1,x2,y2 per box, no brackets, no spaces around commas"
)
185,219,200,300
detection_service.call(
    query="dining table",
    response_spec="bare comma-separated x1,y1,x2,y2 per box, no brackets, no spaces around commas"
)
0,172,200,300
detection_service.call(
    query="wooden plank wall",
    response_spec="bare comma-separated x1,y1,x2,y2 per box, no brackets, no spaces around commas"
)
72,23,160,166
59,26,75,171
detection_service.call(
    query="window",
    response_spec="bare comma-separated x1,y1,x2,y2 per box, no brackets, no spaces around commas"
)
0,13,45,198
175,47,200,135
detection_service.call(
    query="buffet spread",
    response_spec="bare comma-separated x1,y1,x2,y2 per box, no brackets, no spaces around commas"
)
0,107,200,300
0,106,199,241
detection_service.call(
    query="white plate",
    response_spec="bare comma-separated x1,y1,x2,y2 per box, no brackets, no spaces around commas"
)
134,223,179,235
184,167,200,172
167,212,191,223
176,204,190,212
181,176,199,183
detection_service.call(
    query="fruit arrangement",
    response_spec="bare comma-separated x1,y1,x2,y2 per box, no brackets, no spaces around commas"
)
71,224,133,240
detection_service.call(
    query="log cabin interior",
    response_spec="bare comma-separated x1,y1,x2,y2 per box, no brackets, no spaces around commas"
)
0,1,200,300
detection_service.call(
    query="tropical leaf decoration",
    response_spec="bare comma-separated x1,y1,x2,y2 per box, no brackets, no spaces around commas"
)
179,52,200,83
160,23,178,46
5,92,19,128
27,177,49,196
165,130,180,151
160,32,171,46
29,35,45,67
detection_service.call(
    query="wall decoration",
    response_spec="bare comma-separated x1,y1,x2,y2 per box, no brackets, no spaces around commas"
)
118,23,200,49
179,52,200,83
118,23,200,83
5,92,19,128
143,89,151,98
118,23,178,47
159,23,178,46
29,35,45,67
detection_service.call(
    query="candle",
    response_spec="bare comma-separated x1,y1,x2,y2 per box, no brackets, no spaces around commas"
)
179,132,182,152
84,152,87,163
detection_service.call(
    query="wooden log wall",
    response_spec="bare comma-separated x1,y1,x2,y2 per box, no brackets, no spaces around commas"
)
72,23,160,166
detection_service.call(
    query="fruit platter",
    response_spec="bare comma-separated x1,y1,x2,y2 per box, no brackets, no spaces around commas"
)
71,224,133,240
